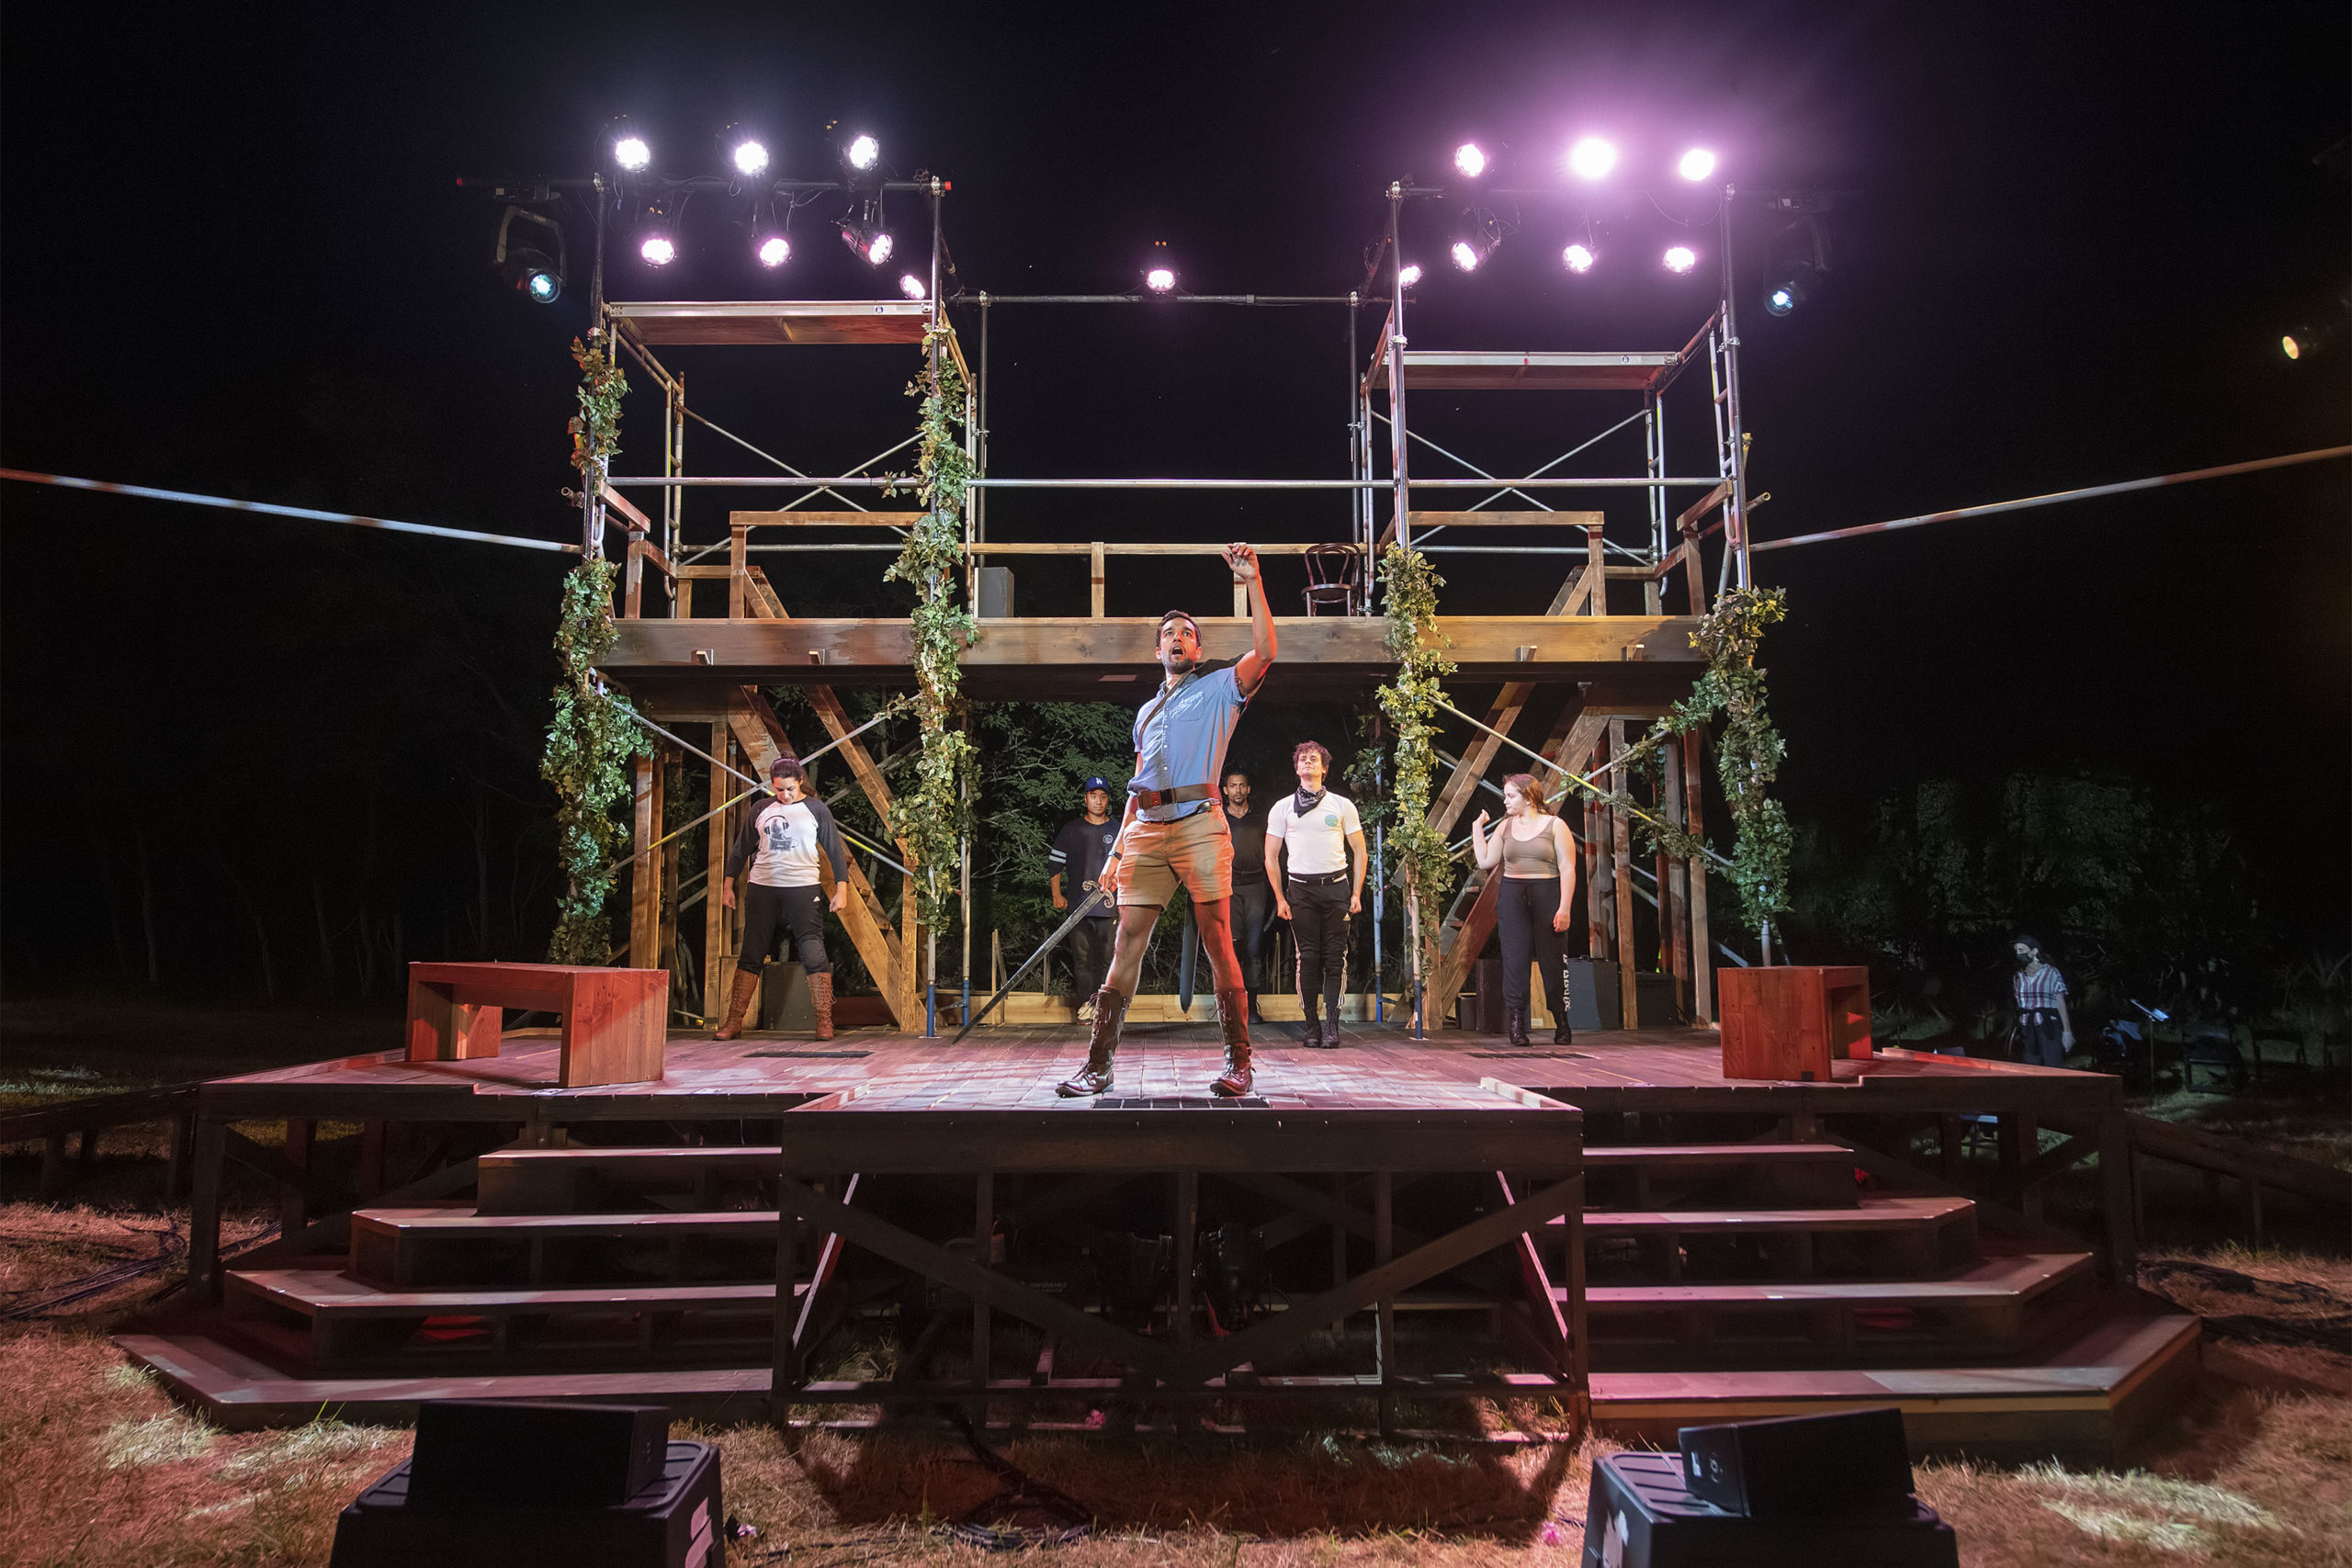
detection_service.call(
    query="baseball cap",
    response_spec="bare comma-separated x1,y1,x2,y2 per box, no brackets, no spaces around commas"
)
1082,776,1110,793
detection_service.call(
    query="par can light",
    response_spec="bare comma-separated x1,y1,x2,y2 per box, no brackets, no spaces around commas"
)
1397,263,1423,288
1145,266,1176,293
1662,244,1697,275
732,138,769,177
846,134,879,170
1562,243,1596,274
1678,147,1717,182
840,220,893,265
1454,142,1487,178
639,231,676,266
899,273,928,299
757,234,790,267
1567,136,1617,181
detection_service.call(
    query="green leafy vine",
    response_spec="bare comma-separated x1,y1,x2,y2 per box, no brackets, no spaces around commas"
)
1374,542,1459,983
882,325,979,927
568,331,626,477
541,555,649,963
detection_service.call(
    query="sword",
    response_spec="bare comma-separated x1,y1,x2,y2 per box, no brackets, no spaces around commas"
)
954,885,1113,1043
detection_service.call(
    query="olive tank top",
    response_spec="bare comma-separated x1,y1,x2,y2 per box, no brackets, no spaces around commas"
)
1502,818,1561,874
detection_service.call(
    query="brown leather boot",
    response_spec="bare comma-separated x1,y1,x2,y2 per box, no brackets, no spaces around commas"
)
714,968,760,1041
1297,987,1322,1051
1056,987,1127,1097
809,972,835,1041
1211,987,1254,1097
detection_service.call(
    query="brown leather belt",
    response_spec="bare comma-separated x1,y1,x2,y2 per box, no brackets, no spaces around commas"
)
1128,782,1215,810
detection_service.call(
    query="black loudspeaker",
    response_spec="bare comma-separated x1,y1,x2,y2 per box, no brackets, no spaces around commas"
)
331,1439,719,1568
407,1400,671,1508
1676,1406,1915,1519
1580,1452,1957,1568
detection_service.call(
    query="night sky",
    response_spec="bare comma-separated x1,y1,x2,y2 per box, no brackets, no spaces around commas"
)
3,3,2345,997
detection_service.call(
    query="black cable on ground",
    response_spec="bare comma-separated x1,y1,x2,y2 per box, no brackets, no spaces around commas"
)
2139,1258,2352,1355
0,1220,279,1322
937,1402,1096,1549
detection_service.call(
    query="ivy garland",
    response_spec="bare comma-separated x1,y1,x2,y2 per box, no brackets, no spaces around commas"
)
881,325,979,927
568,331,627,488
542,555,649,962
1578,585,1792,936
1374,542,1459,983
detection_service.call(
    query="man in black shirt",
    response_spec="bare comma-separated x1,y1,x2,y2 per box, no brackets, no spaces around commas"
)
1217,766,1272,1022
1047,776,1120,1018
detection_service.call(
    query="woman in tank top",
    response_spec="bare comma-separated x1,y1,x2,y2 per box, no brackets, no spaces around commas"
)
1469,773,1579,1046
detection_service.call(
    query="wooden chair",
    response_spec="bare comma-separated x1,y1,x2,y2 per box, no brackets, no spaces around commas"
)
1302,543,1364,616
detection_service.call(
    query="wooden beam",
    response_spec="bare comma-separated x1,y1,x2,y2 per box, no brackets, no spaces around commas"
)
730,511,927,528
1611,721,1637,1029
1676,479,1731,532
1408,511,1606,530
1683,729,1713,1024
704,723,732,1024
1090,542,1105,618
1424,569,1593,840
629,750,662,969
600,481,655,532
1663,739,1690,1019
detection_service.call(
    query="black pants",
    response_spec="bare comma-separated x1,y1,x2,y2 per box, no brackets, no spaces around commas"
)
1066,916,1115,1002
2017,1013,2066,1068
1496,876,1566,1033
737,884,831,976
1226,878,1272,991
1288,874,1351,1021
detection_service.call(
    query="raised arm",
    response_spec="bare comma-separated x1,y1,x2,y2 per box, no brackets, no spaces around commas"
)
1225,543,1277,696
1470,809,1501,871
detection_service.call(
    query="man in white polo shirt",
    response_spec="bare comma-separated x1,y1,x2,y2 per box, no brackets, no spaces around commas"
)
1266,740,1366,1049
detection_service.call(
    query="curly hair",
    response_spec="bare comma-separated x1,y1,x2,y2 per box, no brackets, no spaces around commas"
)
1293,740,1332,770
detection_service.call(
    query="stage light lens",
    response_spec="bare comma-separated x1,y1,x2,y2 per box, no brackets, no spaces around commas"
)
615,135,651,172
1678,147,1717,182
526,270,560,302
639,233,675,265
1451,240,1481,272
1397,263,1423,288
1563,243,1595,274
1568,136,1617,180
1768,286,1794,314
847,134,879,170
900,273,927,299
1454,142,1487,178
733,139,769,177
2283,334,2302,360
758,235,790,267
868,231,893,264
1145,266,1176,292
1663,244,1697,274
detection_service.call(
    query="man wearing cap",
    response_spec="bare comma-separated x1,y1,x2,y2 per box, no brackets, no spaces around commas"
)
1057,543,1277,1098
1047,776,1120,1018
715,756,852,1042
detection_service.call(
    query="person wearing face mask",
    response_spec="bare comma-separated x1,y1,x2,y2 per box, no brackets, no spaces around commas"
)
716,756,852,1042
1468,773,1578,1047
2009,935,2075,1067
1266,740,1366,1048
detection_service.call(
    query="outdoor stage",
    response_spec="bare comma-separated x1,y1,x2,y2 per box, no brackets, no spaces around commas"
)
119,1023,2200,1460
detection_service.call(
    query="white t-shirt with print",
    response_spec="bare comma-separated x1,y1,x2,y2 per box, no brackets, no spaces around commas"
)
1265,791,1362,876
749,799,822,887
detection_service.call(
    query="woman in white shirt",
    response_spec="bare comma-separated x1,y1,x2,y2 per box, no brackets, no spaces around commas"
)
1266,740,1366,1048
1470,772,1578,1046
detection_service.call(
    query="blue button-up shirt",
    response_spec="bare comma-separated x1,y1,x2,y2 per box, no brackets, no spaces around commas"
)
1131,666,1249,822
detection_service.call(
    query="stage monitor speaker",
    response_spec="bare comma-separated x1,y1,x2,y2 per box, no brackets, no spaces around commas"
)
1580,1451,1955,1568
1676,1406,1915,1519
331,1439,718,1568
977,565,1015,618
407,1399,670,1509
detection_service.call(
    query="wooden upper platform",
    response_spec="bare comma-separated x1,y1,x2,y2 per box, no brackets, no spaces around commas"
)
605,300,932,346
1368,350,1684,394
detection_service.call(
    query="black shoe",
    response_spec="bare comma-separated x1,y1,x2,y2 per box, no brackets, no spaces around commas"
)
1299,1018,1324,1050
1552,1023,1573,1048
1248,991,1265,1024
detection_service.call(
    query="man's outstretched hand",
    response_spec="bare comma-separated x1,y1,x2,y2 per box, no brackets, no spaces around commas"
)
1222,542,1261,581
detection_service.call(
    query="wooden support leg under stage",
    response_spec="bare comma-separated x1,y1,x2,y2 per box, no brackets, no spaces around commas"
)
628,748,665,970
704,722,733,1026
1610,721,1637,1029
1683,730,1713,1025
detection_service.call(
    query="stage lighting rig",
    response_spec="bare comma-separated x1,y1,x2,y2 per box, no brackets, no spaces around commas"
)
1562,242,1596,274
1454,142,1488,178
609,117,652,174
845,133,880,171
1397,263,1423,288
491,205,565,302
1145,266,1177,293
1662,244,1698,274
639,231,677,266
1678,147,1717,182
1451,209,1504,271
899,272,928,299
1567,135,1617,181
757,233,790,267
729,130,770,179
1761,208,1831,315
841,212,893,265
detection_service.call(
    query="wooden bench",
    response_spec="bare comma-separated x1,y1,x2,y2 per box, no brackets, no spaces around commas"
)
405,961,667,1089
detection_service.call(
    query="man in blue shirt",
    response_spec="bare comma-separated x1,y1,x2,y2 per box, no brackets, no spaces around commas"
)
1057,543,1278,1099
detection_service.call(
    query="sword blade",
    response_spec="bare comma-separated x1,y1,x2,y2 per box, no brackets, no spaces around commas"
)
952,886,1112,1043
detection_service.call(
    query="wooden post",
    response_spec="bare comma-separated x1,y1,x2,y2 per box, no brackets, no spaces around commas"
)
771,1164,801,1417
166,1111,196,1201
729,522,750,617
704,725,732,1025
1090,542,1106,618
1582,522,1606,615
661,751,683,1014
1610,722,1638,1029
624,530,646,617
1683,730,1713,1025
1172,1169,1197,1348
188,1118,225,1304
1584,782,1606,960
974,1170,995,1391
1374,1168,1396,1435
2099,1097,2139,1283
1663,739,1691,1017
629,750,662,969
280,1118,314,1236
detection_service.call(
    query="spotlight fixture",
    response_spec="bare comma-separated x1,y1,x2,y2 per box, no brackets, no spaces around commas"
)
639,231,676,266
1396,263,1423,288
1450,239,1482,272
1767,279,1805,316
845,134,880,170
1761,211,1831,316
899,272,928,300
757,233,790,268
1145,265,1176,293
1662,244,1698,274
1454,142,1487,178
609,118,652,173
2282,318,2345,360
1451,209,1503,271
1567,135,1617,180
840,218,893,265
731,136,769,178
1678,147,1717,182
491,206,565,303
2283,333,2302,360
1562,243,1596,274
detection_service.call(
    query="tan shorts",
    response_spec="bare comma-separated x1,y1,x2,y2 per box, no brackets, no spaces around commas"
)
1118,807,1233,907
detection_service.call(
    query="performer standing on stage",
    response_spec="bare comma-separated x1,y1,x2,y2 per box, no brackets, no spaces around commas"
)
1218,766,1273,1022
1267,741,1366,1049
1470,773,1578,1047
716,757,852,1042
1047,776,1121,1020
1056,543,1277,1099
2009,936,2075,1067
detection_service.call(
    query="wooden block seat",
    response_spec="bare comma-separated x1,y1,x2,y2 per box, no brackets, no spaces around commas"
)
405,961,667,1089
1582,1143,1860,1208
351,1206,783,1289
477,1145,784,1215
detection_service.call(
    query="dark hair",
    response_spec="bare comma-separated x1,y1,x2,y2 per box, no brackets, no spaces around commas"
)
2012,934,2044,960
770,757,808,786
1293,740,1332,769
1159,609,1199,635
1223,765,1250,783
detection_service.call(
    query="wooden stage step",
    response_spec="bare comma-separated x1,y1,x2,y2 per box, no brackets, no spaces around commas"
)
477,1145,782,1214
351,1206,781,1288
1581,1142,1860,1206
1572,1194,1978,1281
1577,1194,1973,1234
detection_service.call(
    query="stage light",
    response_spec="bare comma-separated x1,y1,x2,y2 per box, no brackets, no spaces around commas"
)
840,220,893,265
1662,244,1697,274
639,231,676,266
1145,266,1176,292
1767,280,1804,316
731,138,769,177
1563,243,1596,274
1568,136,1617,180
846,134,879,170
610,118,652,173
1397,263,1423,288
1451,209,1502,272
1451,240,1480,272
2283,333,2301,360
1454,142,1487,178
757,234,790,267
492,205,565,303
899,273,927,299
1761,212,1831,317
1678,147,1717,182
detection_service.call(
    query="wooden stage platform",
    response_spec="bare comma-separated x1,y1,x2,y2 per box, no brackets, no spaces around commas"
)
120,1025,2199,1459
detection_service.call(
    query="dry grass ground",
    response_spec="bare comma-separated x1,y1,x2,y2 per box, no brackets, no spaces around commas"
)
6,1205,2352,1567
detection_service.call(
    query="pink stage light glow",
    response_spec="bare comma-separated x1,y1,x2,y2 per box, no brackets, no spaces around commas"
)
1145,266,1176,292
899,273,927,299
1397,263,1423,288
1678,148,1717,182
1454,142,1487,178
1451,240,1481,272
1662,244,1698,274
1563,243,1596,274
757,236,789,267
639,233,676,266
1567,136,1617,180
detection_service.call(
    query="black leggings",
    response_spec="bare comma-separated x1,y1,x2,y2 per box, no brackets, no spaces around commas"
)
1066,916,1114,1001
1496,876,1566,1030
737,884,831,976
1288,874,1351,1019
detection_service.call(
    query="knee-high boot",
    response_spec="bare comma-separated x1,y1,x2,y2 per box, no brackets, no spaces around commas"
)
1211,988,1254,1096
714,969,761,1041
809,972,834,1041
1057,987,1127,1097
